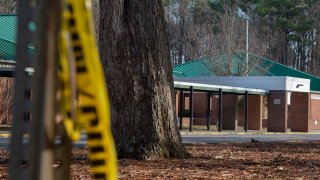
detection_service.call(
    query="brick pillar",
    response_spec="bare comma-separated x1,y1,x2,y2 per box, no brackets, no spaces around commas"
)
222,94,238,130
268,91,288,132
288,92,309,132
310,96,320,130
248,95,263,130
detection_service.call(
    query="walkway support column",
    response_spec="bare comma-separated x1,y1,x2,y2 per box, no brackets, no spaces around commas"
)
206,93,211,131
218,89,222,132
244,91,248,132
189,86,193,132
179,90,184,130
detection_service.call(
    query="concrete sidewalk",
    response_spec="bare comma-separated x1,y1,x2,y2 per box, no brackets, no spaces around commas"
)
180,129,320,135
182,133,320,144
1,130,320,147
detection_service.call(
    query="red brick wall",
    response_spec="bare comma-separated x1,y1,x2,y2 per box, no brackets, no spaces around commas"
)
262,119,268,128
222,95,238,130
193,93,207,117
236,96,244,127
248,95,263,130
193,94,219,126
268,91,288,132
185,96,189,110
175,92,263,131
310,94,320,130
288,92,309,132
176,92,218,127
175,91,320,132
234,95,263,130
211,96,219,119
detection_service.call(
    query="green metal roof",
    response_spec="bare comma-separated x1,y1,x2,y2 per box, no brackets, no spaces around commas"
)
173,52,320,92
173,58,214,77
0,14,35,61
0,14,17,60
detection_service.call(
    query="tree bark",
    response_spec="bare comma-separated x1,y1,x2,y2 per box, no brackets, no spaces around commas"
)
0,78,14,124
99,0,189,159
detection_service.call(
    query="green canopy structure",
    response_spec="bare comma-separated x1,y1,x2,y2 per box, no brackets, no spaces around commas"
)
173,52,320,92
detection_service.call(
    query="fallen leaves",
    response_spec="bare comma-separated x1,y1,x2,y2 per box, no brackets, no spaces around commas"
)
0,142,320,179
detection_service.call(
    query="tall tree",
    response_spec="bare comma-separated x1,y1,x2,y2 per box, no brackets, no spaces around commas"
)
99,1,188,159
310,1,320,76
240,0,316,67
165,0,320,77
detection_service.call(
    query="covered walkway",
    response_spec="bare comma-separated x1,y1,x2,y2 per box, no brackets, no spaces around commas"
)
0,60,15,77
174,81,268,132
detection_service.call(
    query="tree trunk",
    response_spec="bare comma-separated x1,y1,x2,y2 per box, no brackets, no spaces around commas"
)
99,0,189,159
284,29,289,66
0,78,14,124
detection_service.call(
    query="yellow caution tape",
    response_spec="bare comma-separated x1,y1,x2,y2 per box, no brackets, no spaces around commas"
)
59,0,118,179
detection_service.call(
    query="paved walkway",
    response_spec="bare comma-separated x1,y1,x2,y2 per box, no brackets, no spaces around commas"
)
0,131,320,148
182,132,320,144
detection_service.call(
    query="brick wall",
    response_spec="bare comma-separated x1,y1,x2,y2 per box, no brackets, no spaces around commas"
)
211,96,219,120
183,94,238,130
222,94,238,130
236,96,244,127
231,95,263,130
175,91,263,131
310,94,320,130
268,91,288,132
181,117,218,126
262,119,268,128
176,92,218,128
248,95,263,130
193,93,207,117
288,92,309,132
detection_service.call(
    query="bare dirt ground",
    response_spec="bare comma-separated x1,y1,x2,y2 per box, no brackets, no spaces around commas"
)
1,141,320,179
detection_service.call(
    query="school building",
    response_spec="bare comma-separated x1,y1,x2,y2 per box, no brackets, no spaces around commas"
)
173,53,320,132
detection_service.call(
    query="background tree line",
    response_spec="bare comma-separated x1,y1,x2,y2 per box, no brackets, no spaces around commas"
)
164,0,320,76
2,0,320,75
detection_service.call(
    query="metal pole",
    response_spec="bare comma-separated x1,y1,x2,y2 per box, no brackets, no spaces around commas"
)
9,1,69,180
206,92,211,131
244,91,249,132
9,1,38,179
189,86,193,132
246,17,249,75
218,89,223,132
179,90,184,130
